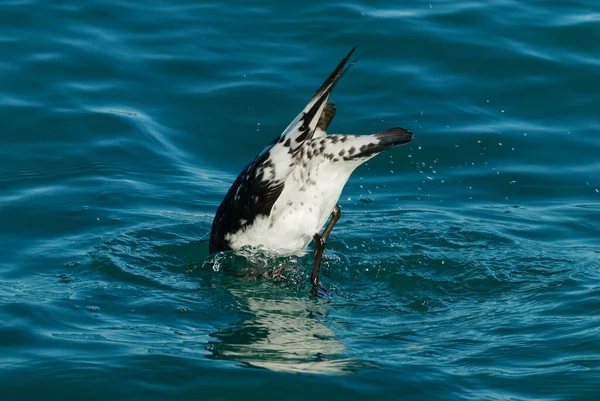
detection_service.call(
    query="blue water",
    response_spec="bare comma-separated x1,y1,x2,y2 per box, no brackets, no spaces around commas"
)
1,0,600,399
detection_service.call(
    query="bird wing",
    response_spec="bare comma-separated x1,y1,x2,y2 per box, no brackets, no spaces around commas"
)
258,46,357,179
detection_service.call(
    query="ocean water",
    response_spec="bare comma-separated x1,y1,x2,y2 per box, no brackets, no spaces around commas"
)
1,0,600,399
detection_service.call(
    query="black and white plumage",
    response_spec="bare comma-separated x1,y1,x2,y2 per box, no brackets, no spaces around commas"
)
209,47,413,277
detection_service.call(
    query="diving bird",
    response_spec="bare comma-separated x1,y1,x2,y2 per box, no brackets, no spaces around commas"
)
209,46,413,289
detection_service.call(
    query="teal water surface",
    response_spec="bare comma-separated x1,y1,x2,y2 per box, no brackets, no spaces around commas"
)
1,0,600,399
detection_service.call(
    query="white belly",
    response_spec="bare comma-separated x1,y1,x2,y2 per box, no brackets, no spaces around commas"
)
225,163,351,255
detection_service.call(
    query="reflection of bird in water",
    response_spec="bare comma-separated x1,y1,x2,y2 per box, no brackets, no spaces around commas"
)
207,290,354,375
209,47,413,290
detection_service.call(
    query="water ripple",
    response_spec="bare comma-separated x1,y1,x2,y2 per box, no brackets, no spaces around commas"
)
2,0,600,398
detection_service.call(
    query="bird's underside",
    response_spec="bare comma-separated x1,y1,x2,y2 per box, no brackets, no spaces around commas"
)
209,46,414,291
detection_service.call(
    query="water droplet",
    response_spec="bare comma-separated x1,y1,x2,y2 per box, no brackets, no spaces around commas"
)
87,306,100,312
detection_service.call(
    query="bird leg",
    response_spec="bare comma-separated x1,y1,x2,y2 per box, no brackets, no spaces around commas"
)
311,233,325,288
310,205,341,289
321,205,341,243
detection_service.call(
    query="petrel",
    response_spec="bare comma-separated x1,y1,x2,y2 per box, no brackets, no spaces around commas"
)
209,46,413,290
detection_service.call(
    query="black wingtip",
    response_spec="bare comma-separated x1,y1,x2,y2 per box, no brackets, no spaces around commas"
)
299,47,359,139
314,46,359,96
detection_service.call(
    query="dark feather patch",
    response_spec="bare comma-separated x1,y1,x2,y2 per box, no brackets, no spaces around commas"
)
316,102,336,131
209,151,285,253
